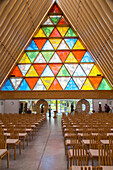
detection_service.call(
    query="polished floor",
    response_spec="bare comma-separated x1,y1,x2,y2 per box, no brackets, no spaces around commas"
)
1,114,67,170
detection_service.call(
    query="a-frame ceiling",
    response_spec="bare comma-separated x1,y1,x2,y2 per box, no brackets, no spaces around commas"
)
0,0,113,88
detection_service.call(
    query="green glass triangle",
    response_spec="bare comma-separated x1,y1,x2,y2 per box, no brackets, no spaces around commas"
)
41,51,54,63
65,28,77,37
26,52,39,63
98,78,112,90
57,65,70,76
50,16,61,25
42,27,54,37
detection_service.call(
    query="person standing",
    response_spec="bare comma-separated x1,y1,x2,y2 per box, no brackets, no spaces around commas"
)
48,105,51,117
71,103,74,113
104,104,110,113
98,104,102,112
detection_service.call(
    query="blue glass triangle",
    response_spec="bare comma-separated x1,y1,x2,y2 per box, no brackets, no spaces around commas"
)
27,40,38,50
41,65,54,76
42,40,54,50
73,65,86,76
65,39,77,49
18,79,30,90
81,52,94,62
65,78,78,90
1,79,14,91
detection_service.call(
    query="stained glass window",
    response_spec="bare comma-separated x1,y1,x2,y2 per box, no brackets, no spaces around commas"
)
1,3,112,91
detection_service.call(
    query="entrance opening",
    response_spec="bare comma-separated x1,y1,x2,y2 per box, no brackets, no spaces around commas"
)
82,104,86,111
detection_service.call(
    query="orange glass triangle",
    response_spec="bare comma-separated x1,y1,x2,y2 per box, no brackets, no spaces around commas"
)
89,77,102,89
25,78,38,89
49,64,62,76
72,51,86,62
49,78,62,90
11,66,23,77
57,50,70,62
34,39,47,50
50,4,61,13
50,28,61,37
33,64,47,76
58,17,68,25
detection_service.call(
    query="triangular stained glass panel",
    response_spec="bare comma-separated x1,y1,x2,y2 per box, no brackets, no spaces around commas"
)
57,40,69,50
73,65,86,76
49,53,62,63
50,16,61,25
57,51,69,62
82,78,94,90
65,78,78,90
25,78,38,90
25,65,38,77
65,52,78,63
34,53,46,63
42,27,54,37
89,65,103,76
72,51,86,62
57,65,70,76
11,66,23,77
34,39,47,50
41,51,54,63
89,77,102,89
18,79,30,91
19,53,31,64
65,28,78,37
43,18,53,25
73,39,86,49
18,64,31,76
26,40,38,50
42,40,54,50
10,78,23,90
41,77,55,90
1,79,14,91
49,64,62,76
65,64,78,76
81,64,94,76
41,65,54,77
33,64,47,76
65,39,77,49
58,16,68,25
49,39,62,50
26,52,39,63
49,78,62,90
50,4,61,13
34,28,46,37
81,52,94,63
50,28,61,37
33,79,46,90
98,78,112,90
57,27,69,37
57,77,70,89
73,77,86,89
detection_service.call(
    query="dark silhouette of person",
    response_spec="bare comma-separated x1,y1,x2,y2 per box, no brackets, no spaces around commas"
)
71,103,74,113
98,104,102,112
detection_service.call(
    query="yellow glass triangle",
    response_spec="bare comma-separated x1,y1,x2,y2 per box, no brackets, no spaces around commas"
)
57,27,69,36
26,66,38,77
19,53,31,63
41,77,55,90
73,39,86,49
34,28,46,37
49,39,62,50
65,52,78,63
82,78,94,90
89,65,103,76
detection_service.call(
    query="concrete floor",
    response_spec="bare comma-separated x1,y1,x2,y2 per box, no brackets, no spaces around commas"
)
1,115,67,170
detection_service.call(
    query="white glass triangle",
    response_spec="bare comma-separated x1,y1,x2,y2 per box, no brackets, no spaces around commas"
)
73,65,86,76
42,40,54,50
33,79,46,90
43,18,53,25
65,64,78,76
10,78,23,90
81,64,94,76
18,64,31,76
34,53,46,63
49,52,62,63
41,65,54,76
57,40,69,50
73,77,86,89
57,77,70,89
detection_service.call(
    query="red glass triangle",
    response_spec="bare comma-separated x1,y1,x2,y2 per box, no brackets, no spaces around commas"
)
57,50,70,62
33,64,47,76
25,78,38,89
58,17,68,25
11,66,23,77
72,51,86,62
89,77,102,89
50,28,61,37
50,4,61,13
34,39,47,50
49,64,62,76
49,78,62,90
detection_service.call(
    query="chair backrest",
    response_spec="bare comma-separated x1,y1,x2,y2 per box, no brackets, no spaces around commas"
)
89,135,98,149
0,137,7,149
10,132,19,139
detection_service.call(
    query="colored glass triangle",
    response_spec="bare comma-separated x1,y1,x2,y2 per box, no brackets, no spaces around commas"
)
49,39,62,50
18,79,30,91
57,65,70,76
81,64,94,76
89,65,103,76
19,53,31,63
1,79,14,91
57,51,69,62
50,16,61,25
41,51,54,62
57,40,69,50
73,39,86,49
49,78,62,90
33,79,46,90
18,64,31,76
26,52,39,63
42,27,54,37
65,28,78,37
57,27,69,36
49,53,62,63
73,77,86,89
65,64,78,76
42,40,54,50
49,64,62,76
43,18,53,25
82,78,94,90
11,66,23,77
73,65,86,76
34,28,46,37
98,78,112,90
34,53,46,63
50,28,61,37
41,77,55,90
25,78,38,90
65,78,78,90
57,77,70,89
27,40,38,50
81,52,94,63
33,64,47,76
10,78,23,90
25,65,38,77
72,51,86,62
89,77,102,89
50,4,61,13
34,39,47,50
58,17,68,25
41,65,54,77
65,38,77,49
65,52,78,63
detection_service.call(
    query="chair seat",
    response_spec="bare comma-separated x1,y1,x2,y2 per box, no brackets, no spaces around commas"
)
0,149,7,157
88,149,99,157
65,139,79,145
7,139,19,144
68,149,87,159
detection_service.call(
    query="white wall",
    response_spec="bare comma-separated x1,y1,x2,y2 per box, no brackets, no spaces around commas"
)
0,100,5,114
4,100,19,114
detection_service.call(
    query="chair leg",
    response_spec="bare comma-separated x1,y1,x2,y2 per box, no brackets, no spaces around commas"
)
67,153,69,169
7,151,9,168
14,145,16,160
19,141,21,155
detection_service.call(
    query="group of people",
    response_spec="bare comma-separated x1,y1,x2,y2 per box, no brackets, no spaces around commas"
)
98,103,110,113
